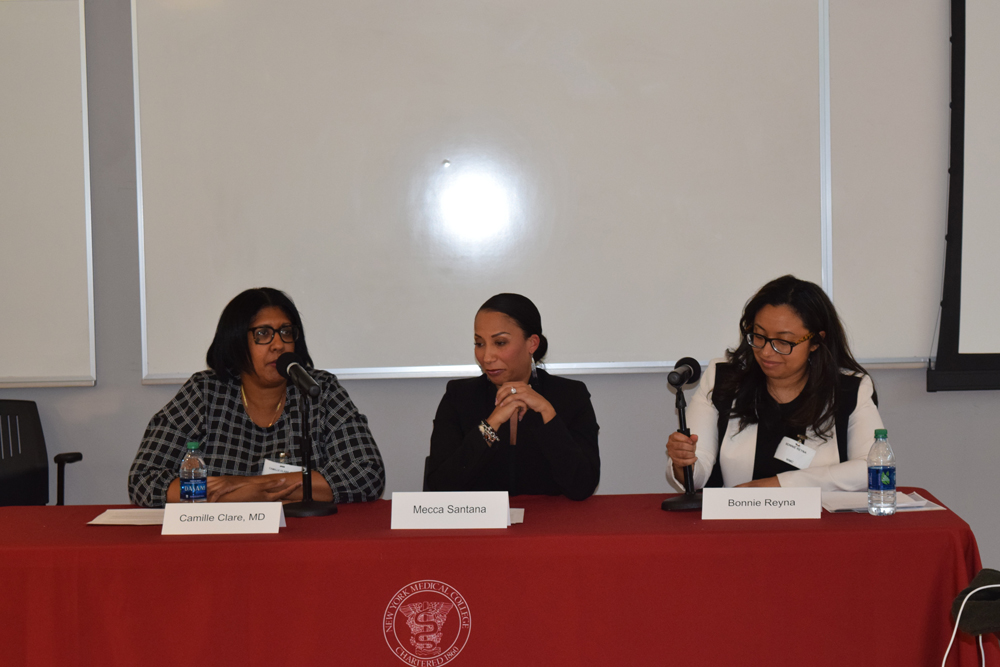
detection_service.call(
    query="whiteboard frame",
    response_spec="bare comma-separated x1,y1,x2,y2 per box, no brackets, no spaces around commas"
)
0,0,96,389
136,358,927,384
81,0,96,388
322,359,928,380
818,0,834,300
131,0,150,382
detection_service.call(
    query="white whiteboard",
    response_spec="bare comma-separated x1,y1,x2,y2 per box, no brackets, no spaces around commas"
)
828,0,950,364
0,0,94,387
133,0,943,381
134,0,822,380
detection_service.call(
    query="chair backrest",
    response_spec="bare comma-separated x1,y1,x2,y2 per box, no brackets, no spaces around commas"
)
0,400,49,506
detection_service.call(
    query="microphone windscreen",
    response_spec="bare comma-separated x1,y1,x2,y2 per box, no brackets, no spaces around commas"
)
673,357,702,385
275,352,300,380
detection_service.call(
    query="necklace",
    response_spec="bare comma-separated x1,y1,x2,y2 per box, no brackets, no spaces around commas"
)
241,384,285,427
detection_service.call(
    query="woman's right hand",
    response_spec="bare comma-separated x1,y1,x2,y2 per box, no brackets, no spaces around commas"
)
485,397,528,433
666,431,699,477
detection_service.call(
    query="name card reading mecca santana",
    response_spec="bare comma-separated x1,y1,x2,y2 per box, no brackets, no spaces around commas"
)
391,492,510,529
701,487,821,520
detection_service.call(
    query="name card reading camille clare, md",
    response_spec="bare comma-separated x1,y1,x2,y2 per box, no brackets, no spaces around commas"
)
161,502,286,535
391,491,509,529
702,487,821,520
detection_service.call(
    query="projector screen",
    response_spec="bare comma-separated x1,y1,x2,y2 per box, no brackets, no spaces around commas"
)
929,0,1000,390
958,0,1000,354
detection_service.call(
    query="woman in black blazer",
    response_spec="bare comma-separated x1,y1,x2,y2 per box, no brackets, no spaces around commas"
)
425,294,600,500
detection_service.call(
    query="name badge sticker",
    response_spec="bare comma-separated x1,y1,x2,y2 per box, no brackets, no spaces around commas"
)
261,458,304,475
774,436,816,470
391,491,509,529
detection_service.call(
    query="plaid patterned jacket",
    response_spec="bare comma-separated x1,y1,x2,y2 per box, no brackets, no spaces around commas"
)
128,369,385,507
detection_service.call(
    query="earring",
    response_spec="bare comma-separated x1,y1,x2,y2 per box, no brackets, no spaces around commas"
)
530,356,538,379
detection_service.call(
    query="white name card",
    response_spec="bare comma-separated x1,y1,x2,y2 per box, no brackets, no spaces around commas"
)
391,491,509,529
702,487,821,520
161,502,286,535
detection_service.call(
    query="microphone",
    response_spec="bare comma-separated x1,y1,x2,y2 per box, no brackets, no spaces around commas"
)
667,357,702,388
276,352,321,398
661,355,704,512
276,351,337,518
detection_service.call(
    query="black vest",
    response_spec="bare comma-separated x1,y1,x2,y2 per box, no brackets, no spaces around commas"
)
704,363,877,488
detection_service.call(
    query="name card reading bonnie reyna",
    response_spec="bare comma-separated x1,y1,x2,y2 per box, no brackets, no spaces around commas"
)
162,502,286,535
391,492,510,529
701,487,821,520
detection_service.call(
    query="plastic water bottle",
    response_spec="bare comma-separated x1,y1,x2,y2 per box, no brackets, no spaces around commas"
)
867,428,895,516
179,441,207,503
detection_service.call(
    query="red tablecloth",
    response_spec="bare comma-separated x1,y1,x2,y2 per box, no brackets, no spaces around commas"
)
0,490,995,666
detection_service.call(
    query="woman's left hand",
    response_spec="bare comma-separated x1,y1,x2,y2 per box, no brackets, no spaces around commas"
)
735,476,780,488
494,382,556,424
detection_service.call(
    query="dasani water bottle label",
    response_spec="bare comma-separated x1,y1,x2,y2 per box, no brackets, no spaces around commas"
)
180,478,207,501
868,466,895,491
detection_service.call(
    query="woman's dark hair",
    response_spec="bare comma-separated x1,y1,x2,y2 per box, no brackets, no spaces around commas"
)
478,293,548,362
716,275,867,439
206,287,313,382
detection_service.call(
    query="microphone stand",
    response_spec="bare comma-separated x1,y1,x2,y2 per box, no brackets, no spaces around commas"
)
661,381,702,512
283,390,338,518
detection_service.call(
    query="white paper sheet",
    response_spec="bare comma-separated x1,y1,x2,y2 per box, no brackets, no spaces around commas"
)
821,491,944,513
88,509,165,525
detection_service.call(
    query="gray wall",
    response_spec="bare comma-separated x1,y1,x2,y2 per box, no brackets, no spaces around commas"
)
3,0,998,567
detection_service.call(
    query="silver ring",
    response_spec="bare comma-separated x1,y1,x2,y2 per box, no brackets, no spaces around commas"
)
510,387,517,394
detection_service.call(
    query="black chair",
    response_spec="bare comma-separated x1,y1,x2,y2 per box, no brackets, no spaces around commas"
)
951,568,1000,636
0,400,82,506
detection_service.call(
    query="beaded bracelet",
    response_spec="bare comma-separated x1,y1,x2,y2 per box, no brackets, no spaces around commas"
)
478,420,499,446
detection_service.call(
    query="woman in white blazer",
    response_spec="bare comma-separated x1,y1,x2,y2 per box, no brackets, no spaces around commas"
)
665,275,884,492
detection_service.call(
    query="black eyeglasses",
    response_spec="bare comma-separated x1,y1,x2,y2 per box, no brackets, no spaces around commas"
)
248,325,300,345
745,331,813,356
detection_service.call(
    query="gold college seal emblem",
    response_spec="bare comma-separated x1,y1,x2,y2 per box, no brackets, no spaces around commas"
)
384,580,471,666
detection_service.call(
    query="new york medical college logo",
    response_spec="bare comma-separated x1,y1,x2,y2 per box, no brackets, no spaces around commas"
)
384,580,471,666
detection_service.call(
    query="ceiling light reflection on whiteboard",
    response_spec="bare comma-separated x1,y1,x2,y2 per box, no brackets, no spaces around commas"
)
438,171,514,246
